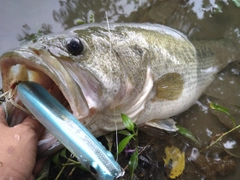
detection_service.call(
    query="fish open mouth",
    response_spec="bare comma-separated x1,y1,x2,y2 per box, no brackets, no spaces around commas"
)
7,64,70,124
0,48,89,155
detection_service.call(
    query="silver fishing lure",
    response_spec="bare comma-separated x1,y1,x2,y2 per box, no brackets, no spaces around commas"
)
16,81,124,180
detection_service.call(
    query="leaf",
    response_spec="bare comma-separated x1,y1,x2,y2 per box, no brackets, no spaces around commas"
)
118,129,132,136
87,10,95,23
121,114,135,133
104,134,114,152
60,148,67,158
210,102,230,114
52,152,61,167
73,18,85,25
163,146,185,179
128,149,138,180
176,125,200,146
210,102,236,127
117,134,135,154
232,0,240,7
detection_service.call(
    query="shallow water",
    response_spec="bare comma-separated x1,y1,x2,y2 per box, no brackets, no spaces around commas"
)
0,0,240,179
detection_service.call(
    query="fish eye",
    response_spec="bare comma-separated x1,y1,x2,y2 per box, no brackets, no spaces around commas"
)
66,37,84,56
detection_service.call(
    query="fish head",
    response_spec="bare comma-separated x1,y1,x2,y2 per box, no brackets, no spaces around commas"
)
1,25,126,118
0,24,131,155
0,34,90,121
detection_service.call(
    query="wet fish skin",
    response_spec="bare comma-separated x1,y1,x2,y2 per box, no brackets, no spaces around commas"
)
0,23,238,153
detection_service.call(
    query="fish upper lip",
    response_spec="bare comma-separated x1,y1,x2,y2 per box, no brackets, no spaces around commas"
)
0,47,89,122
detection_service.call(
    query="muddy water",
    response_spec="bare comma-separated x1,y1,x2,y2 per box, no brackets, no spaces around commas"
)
0,0,240,179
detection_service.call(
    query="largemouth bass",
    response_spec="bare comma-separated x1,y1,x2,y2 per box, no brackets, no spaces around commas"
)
0,23,238,155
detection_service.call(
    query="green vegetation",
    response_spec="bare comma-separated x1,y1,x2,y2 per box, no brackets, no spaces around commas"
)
210,102,236,127
202,102,240,157
176,125,200,146
118,114,139,179
232,0,240,7
74,10,95,25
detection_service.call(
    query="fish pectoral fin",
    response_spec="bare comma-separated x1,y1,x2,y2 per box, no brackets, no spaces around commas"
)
155,73,184,100
144,118,178,132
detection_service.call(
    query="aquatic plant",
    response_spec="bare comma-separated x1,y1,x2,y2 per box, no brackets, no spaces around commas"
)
202,102,240,158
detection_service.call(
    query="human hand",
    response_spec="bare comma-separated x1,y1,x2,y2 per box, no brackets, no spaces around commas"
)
0,106,44,179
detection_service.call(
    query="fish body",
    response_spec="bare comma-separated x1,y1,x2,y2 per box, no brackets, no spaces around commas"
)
0,23,238,153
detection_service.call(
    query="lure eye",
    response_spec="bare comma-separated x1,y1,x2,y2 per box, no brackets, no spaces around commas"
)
66,38,84,56
89,165,97,175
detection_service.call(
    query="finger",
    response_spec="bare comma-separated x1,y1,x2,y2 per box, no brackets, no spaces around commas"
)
0,106,7,126
21,116,45,139
29,175,35,180
33,157,47,176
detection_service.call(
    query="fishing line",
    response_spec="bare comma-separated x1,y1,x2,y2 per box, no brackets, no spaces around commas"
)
105,11,112,62
0,89,11,100
105,11,119,161
0,87,31,115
